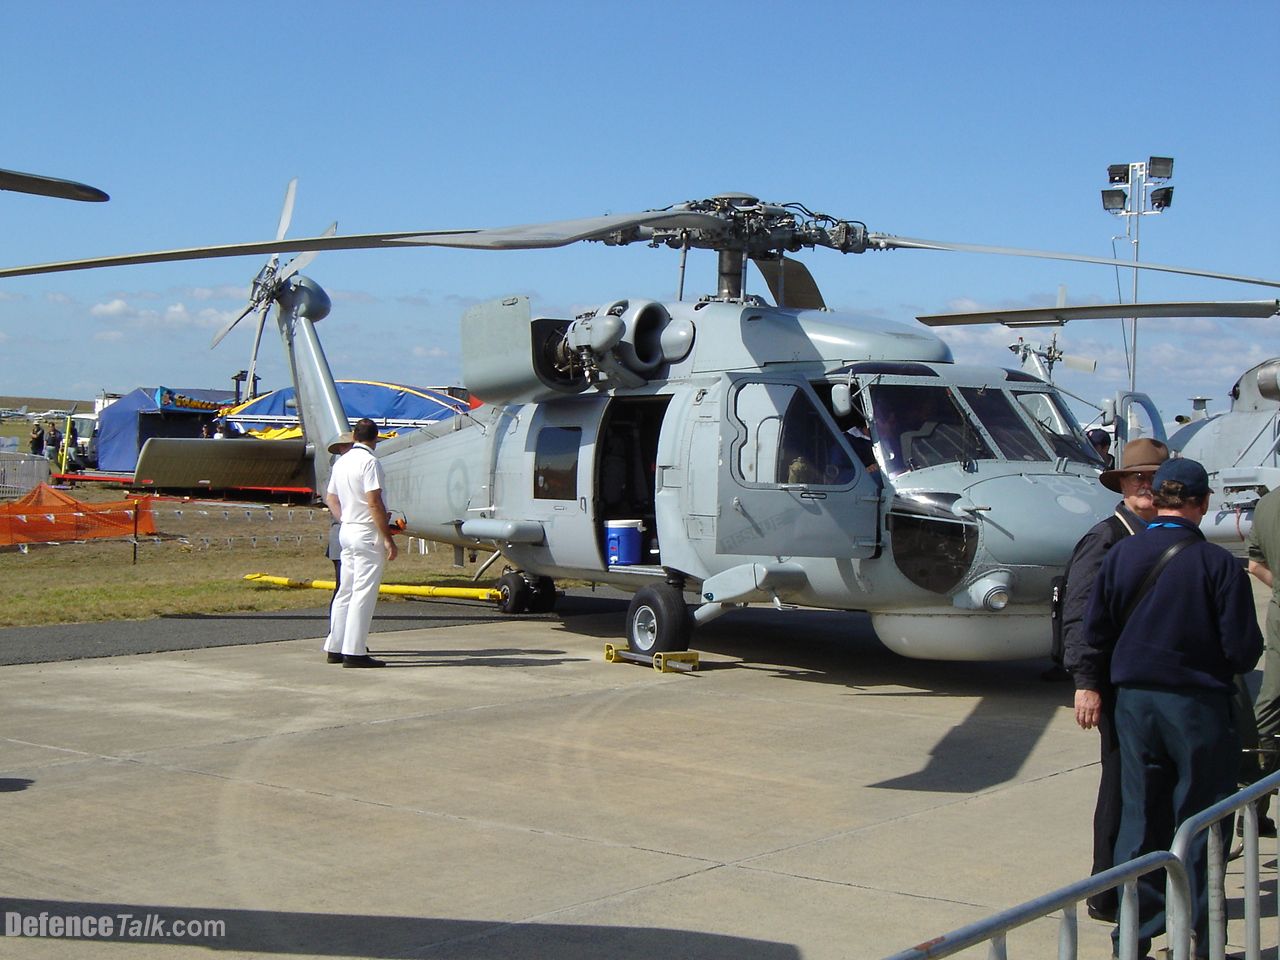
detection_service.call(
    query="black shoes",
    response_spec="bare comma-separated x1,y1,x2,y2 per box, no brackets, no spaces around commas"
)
342,654,386,668
1086,901,1117,923
326,652,344,664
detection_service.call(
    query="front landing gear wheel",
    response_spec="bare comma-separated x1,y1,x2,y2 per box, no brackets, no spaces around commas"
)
497,572,531,614
626,583,691,654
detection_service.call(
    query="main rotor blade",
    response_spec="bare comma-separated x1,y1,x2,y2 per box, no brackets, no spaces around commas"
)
0,167,109,202
0,229,476,280
277,222,338,284
396,209,726,249
918,299,1280,327
753,256,826,310
872,235,1280,290
275,178,297,242
0,209,723,280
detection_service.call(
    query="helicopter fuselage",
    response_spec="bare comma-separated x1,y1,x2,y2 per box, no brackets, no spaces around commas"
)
373,297,1115,660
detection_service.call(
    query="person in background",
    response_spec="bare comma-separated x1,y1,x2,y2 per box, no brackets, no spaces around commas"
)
28,421,44,456
45,422,62,463
1245,486,1280,837
322,419,398,668
1087,428,1115,469
200,423,214,439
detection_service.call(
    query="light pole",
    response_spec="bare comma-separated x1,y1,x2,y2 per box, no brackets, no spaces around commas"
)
1100,156,1175,391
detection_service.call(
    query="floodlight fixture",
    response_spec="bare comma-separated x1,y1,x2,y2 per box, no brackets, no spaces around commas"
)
1150,186,1174,210
1101,188,1128,212
1107,163,1131,184
1147,156,1174,179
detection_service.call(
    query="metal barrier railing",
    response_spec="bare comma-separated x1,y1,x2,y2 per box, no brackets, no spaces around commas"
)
883,770,1280,960
882,851,1189,960
1167,772,1280,960
0,452,51,498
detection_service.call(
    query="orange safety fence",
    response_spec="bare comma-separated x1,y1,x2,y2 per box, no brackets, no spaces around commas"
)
0,483,156,547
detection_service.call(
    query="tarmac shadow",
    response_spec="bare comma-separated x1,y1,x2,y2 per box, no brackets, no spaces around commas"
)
0,897,801,959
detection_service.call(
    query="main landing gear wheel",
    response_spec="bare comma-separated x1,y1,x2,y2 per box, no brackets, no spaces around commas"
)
626,583,691,655
497,572,531,614
528,576,558,613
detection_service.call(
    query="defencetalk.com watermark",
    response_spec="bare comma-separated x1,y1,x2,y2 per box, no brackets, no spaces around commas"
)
5,910,226,940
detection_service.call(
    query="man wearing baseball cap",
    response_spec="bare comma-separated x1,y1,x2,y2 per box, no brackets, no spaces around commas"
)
1060,437,1169,921
1080,458,1262,958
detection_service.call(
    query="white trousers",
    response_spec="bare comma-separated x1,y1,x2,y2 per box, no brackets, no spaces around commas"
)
323,523,386,656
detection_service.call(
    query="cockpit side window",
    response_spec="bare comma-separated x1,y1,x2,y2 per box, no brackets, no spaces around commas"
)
868,384,994,477
1013,390,1100,465
732,382,857,487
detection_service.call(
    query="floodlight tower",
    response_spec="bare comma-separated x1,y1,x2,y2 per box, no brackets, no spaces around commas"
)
1100,156,1175,391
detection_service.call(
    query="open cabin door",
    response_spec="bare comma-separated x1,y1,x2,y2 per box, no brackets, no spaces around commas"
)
718,375,879,558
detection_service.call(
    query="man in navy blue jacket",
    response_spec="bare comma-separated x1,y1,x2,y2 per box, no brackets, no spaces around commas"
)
1080,458,1262,958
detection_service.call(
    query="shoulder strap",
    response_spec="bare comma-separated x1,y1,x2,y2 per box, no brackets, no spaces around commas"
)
1119,533,1201,627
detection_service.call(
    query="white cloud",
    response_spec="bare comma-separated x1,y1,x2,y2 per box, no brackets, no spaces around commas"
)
412,345,448,359
90,298,131,317
87,297,239,331
94,330,124,342
0,290,26,303
188,284,247,301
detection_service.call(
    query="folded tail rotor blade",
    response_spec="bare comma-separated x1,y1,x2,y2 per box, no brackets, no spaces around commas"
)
210,301,255,349
277,222,337,284
275,178,298,243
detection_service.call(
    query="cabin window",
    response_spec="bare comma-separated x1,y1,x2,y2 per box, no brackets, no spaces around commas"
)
533,426,580,499
732,382,856,486
868,384,993,477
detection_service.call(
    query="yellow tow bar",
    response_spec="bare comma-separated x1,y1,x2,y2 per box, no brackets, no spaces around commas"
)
244,573,501,602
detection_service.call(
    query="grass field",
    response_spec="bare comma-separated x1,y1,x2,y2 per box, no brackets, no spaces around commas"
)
1,483,510,629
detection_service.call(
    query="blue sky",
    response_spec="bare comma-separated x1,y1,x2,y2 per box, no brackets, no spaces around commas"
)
2,1,1277,428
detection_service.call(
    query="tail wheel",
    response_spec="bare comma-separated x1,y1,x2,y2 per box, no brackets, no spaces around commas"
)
528,577,558,613
497,572,532,614
626,583,691,654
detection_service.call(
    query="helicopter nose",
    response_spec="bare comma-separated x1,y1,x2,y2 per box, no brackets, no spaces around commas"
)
962,473,1115,568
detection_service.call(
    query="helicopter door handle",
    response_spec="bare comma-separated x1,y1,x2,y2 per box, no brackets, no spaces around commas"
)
579,497,587,512
732,496,745,514
798,491,827,500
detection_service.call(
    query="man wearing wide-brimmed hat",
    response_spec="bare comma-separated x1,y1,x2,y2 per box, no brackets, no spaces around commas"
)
1061,436,1169,922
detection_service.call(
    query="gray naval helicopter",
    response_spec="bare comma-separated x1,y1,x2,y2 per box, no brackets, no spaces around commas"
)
5,191,1278,660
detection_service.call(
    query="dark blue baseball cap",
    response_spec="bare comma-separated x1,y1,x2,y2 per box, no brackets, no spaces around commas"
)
1152,457,1212,498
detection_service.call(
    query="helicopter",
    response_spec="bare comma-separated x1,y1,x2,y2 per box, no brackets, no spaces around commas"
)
3,191,1278,661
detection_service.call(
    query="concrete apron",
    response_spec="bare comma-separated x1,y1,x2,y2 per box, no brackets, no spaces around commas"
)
0,598,1268,959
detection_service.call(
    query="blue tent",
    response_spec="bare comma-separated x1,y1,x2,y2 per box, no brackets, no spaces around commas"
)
96,386,236,472
225,380,466,433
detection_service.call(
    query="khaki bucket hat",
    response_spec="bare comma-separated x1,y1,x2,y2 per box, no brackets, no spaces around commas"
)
326,431,355,454
1099,437,1169,493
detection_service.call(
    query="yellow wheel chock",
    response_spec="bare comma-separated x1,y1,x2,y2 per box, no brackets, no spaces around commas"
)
604,643,699,673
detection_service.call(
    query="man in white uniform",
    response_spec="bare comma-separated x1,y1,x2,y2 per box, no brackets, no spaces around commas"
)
322,418,398,667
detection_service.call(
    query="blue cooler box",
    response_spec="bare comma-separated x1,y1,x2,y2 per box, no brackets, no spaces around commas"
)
606,520,645,565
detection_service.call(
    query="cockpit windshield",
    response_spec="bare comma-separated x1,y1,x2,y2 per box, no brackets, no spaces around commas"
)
868,384,994,477
1012,389,1102,465
865,382,1098,476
